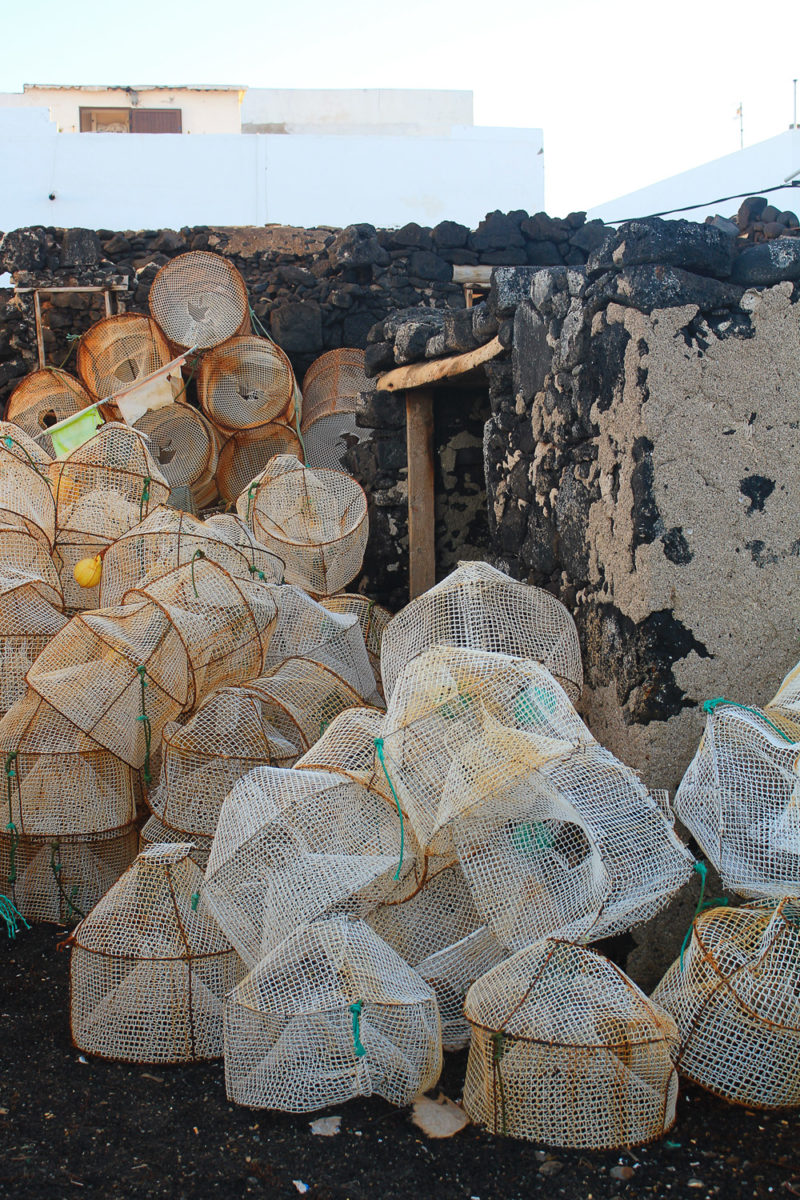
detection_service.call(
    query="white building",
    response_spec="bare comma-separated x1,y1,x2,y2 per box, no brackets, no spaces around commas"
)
0,84,544,232
589,129,800,225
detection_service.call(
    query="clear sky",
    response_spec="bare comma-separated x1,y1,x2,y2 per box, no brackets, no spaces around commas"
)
3,0,800,217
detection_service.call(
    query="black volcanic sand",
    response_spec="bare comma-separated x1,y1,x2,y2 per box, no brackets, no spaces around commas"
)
1,925,797,1200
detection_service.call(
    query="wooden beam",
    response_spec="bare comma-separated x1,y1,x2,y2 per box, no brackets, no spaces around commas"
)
451,265,496,287
405,387,436,599
376,335,503,393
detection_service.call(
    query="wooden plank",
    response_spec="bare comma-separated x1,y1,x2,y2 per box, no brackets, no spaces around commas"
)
33,291,45,370
14,284,129,293
451,265,496,287
406,387,436,599
376,335,503,393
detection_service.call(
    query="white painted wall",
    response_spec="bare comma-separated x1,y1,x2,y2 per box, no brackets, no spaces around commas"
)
0,108,543,231
0,86,243,134
589,130,800,224
242,88,473,134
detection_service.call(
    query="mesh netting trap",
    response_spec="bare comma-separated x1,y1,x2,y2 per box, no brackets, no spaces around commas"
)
148,252,250,350
224,915,442,1111
301,348,370,472
380,560,583,703
238,454,368,596
70,843,245,1063
675,699,800,898
0,570,67,718
0,420,57,549
248,657,364,753
197,335,297,432
463,940,680,1148
133,403,219,510
77,314,177,402
216,423,302,506
321,593,391,699
652,898,800,1110
5,368,89,456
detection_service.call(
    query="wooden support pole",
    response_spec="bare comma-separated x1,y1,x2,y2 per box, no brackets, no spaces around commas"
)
405,387,436,600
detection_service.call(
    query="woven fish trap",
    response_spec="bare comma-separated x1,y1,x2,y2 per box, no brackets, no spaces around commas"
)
239,455,368,596
0,420,57,548
380,646,592,854
6,368,89,456
767,657,800,723
70,843,245,1063
417,926,509,1052
380,560,583,703
139,814,213,870
367,853,483,966
300,348,369,472
216,422,302,505
264,585,378,703
224,915,442,1111
197,335,297,432
0,821,138,926
124,560,278,707
249,658,363,754
295,707,394,804
0,572,67,719
203,766,402,967
52,532,116,614
99,506,281,607
674,702,800,899
652,898,800,1109
464,940,680,1148
147,686,298,837
26,601,192,770
321,593,391,697
133,403,219,506
0,517,63,609
148,252,250,351
77,314,176,400
202,513,285,582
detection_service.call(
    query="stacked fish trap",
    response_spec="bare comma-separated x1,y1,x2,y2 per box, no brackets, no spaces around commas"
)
5,368,89,456
300,348,370,471
248,657,363,752
0,568,66,719
77,314,176,401
321,592,391,697
148,252,250,351
70,843,244,1063
463,940,680,1147
133,403,219,511
239,454,368,596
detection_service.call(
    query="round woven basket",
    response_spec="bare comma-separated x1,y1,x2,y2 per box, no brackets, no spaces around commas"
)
198,335,297,432
77,314,175,400
6,369,89,456
148,251,250,350
216,422,302,505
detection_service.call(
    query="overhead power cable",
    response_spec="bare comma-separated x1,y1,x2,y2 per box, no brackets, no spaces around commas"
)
602,180,800,226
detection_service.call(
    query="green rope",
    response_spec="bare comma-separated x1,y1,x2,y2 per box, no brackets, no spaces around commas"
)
703,697,794,743
491,1031,509,1136
191,892,200,911
50,841,86,921
2,435,48,482
245,482,258,525
349,1000,366,1058
139,476,151,522
190,549,205,598
248,564,266,582
5,750,19,888
374,737,404,881
136,665,153,786
57,332,82,370
679,861,710,971
0,894,29,939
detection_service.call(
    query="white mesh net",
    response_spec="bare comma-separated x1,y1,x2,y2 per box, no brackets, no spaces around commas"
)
140,814,213,871
248,658,365,754
6,368,88,458
0,571,67,719
132,403,219,506
417,926,509,1052
380,560,583,703
463,940,679,1148
224,915,442,1111
652,898,800,1110
70,843,245,1063
77,314,176,401
0,420,57,548
0,516,63,609
148,252,250,350
238,454,368,596
321,593,391,699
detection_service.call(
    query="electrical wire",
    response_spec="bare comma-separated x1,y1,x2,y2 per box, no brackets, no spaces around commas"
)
602,180,800,226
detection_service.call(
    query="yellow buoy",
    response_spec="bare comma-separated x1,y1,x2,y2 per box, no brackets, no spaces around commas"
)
73,554,103,589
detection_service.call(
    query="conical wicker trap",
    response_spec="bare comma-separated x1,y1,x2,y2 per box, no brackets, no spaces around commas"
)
417,926,508,1052
147,686,298,838
125,560,278,708
198,335,297,432
133,403,219,508
463,940,680,1148
99,506,281,607
239,454,368,596
70,843,245,1063
0,571,67,719
224,915,442,1111
216,422,302,505
77,314,176,400
203,766,402,966
139,814,213,871
380,560,583,703
6,368,89,457
0,515,63,609
301,348,370,472
148,252,249,350
674,701,800,898
0,420,57,548
202,513,285,583
652,898,800,1109
249,658,363,754
321,593,391,698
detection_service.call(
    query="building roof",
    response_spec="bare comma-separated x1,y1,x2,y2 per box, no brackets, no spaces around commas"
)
22,84,246,93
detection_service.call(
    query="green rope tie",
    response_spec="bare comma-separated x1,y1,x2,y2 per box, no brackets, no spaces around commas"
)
374,737,404,881
679,861,711,971
191,892,200,911
136,665,153,786
248,564,266,582
139,476,152,522
349,1000,366,1058
5,750,19,888
57,332,82,370
0,894,29,939
2,435,48,481
190,549,205,598
245,482,258,525
703,697,794,743
491,1031,509,1136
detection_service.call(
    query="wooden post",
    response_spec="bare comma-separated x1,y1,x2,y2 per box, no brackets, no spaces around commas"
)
405,387,436,599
